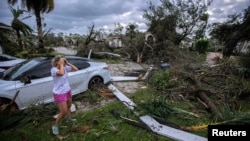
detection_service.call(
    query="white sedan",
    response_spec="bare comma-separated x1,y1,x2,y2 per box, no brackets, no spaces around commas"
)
0,54,26,72
0,56,111,110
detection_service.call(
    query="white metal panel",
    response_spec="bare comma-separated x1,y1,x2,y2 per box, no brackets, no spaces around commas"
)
140,115,207,141
108,84,136,110
111,76,139,82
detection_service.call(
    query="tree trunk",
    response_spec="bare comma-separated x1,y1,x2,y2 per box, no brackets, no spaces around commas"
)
223,16,250,57
195,78,223,120
16,30,24,51
35,12,45,53
137,53,143,64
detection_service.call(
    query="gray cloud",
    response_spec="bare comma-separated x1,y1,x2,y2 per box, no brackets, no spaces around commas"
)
0,0,249,35
208,0,249,23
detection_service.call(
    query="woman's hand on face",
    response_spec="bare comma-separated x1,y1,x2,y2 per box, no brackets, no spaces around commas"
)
58,58,65,65
64,58,69,65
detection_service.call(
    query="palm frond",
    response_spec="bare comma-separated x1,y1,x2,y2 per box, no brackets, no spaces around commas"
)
181,112,250,131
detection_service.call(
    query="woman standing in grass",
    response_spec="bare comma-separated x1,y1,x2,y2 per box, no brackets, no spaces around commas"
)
51,55,78,135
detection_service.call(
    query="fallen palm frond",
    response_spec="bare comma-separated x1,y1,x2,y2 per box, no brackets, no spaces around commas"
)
0,114,26,131
220,112,250,125
110,109,151,131
0,103,57,131
181,112,250,131
136,98,173,118
136,98,201,120
173,107,200,118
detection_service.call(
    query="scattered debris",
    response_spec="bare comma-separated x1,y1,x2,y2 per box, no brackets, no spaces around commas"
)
70,125,90,133
81,125,90,133
205,52,223,66
0,90,19,113
97,87,115,98
108,83,207,141
56,134,70,140
110,65,153,82
173,108,200,118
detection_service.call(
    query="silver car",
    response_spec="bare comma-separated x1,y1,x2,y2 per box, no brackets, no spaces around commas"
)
0,54,26,72
0,56,111,110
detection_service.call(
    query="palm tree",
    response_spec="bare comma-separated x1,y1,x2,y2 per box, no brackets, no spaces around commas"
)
125,23,138,41
8,0,54,52
0,22,13,53
9,6,32,50
0,23,13,40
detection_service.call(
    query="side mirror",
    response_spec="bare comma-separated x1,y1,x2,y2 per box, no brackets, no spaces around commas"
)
20,76,31,85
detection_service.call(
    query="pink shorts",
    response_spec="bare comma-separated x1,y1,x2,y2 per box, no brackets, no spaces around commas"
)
53,91,72,104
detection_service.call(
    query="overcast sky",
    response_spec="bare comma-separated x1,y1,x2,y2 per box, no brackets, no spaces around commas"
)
0,0,249,36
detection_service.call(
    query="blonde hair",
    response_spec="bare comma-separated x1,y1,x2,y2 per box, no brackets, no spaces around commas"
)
51,55,63,67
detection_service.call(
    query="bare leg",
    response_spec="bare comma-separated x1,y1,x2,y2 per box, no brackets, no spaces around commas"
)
66,98,72,119
55,102,68,125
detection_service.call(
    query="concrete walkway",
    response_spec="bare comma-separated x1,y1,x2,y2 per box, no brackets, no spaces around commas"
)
53,47,76,55
109,62,149,94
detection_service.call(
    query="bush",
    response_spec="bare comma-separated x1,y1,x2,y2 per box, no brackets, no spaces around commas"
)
238,56,250,79
195,38,209,54
151,70,173,90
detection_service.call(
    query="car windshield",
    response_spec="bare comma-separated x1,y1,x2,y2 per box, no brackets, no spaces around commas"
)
0,59,40,81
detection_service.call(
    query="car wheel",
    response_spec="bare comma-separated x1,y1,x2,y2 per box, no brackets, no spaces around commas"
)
88,76,103,90
0,98,18,112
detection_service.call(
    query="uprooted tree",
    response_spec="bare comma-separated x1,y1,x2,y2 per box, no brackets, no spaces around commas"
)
76,24,112,57
148,46,250,121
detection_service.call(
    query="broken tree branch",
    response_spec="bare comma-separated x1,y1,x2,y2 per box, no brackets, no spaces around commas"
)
0,90,19,112
194,75,223,120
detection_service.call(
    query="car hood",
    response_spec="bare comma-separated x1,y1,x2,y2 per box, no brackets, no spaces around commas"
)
0,59,26,66
0,79,15,88
0,68,5,72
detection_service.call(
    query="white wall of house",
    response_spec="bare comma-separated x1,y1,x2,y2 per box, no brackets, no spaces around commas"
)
236,41,250,54
108,37,122,48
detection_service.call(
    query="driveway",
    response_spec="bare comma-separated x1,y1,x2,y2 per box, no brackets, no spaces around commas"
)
109,62,148,94
53,47,76,55
53,47,149,113
75,61,149,113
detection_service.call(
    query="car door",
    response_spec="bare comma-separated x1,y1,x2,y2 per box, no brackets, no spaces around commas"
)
17,61,54,109
67,59,91,95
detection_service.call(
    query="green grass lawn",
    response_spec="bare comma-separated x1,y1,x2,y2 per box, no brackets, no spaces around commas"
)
0,88,211,141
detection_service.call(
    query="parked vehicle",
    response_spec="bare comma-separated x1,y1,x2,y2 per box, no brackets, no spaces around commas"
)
0,56,111,110
0,54,26,72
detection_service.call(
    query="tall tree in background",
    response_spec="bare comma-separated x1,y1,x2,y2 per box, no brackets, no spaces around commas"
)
223,6,250,57
0,22,13,53
10,6,32,50
143,0,212,45
125,23,139,41
209,6,250,57
113,23,124,40
8,0,54,52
